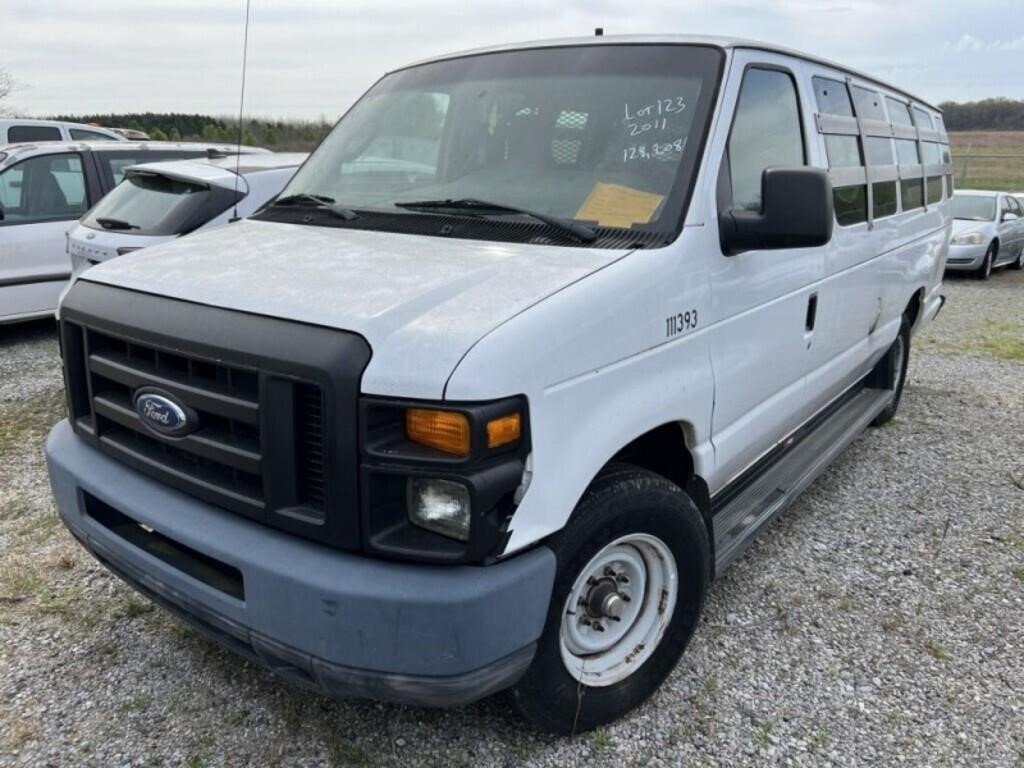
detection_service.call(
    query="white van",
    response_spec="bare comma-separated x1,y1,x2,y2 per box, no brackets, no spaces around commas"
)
0,141,268,324
46,36,950,732
67,153,307,276
0,118,125,144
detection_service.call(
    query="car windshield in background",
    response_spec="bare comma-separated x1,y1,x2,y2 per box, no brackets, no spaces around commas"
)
263,45,722,246
81,173,237,236
952,195,996,222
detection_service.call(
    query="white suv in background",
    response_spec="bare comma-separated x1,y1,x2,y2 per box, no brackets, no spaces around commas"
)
68,153,307,276
0,141,269,324
0,118,125,144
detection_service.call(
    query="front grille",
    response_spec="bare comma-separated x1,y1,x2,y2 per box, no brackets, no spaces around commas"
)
63,323,324,529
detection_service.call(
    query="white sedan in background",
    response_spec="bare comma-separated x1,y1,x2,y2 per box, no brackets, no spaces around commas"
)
68,152,307,276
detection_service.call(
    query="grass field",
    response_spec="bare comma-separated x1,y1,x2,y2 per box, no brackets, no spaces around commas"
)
949,131,1024,191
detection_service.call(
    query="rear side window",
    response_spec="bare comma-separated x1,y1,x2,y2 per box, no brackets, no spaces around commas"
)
813,77,853,116
97,151,209,187
895,140,919,165
901,178,924,211
912,107,933,130
70,129,118,142
0,152,88,225
727,68,805,212
81,172,240,236
8,125,62,142
851,87,886,121
886,98,913,127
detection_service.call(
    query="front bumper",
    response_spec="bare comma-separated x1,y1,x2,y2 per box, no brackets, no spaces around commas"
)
945,242,987,271
46,420,556,707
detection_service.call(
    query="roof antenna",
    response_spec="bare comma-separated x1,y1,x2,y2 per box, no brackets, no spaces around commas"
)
594,27,604,36
230,0,252,222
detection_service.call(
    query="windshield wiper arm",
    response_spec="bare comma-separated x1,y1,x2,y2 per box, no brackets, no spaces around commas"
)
270,193,359,221
95,217,139,231
394,198,597,243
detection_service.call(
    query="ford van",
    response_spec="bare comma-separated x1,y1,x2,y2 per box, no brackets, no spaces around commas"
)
46,36,950,732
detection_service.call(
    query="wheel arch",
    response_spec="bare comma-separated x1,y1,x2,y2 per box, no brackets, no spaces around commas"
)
607,421,715,566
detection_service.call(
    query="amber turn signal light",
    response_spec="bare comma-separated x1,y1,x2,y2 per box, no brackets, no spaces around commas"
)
406,408,471,456
487,413,521,448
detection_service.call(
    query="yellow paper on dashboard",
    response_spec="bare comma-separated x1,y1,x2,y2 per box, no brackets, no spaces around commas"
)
576,183,665,228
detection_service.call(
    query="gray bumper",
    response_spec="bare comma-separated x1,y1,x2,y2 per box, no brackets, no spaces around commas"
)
46,420,555,707
945,243,987,271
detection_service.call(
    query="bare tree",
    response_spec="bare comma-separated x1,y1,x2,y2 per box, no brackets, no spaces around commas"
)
0,66,19,116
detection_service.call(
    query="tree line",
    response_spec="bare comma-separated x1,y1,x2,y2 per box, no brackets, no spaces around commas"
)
47,113,334,151
36,98,1024,145
937,99,1024,131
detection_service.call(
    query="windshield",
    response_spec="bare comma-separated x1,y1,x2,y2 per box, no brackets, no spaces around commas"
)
266,45,722,247
952,195,996,222
82,172,240,236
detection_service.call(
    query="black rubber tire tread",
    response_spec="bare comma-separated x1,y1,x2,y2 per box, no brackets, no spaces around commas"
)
1010,246,1023,271
871,315,911,427
976,243,995,280
511,463,709,735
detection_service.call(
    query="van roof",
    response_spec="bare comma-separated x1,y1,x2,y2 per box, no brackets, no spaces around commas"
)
402,35,942,113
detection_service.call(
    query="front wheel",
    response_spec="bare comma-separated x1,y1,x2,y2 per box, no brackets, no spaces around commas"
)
976,243,995,280
511,465,709,734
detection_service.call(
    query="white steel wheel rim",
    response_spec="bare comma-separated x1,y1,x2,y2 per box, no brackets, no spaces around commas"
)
559,533,678,687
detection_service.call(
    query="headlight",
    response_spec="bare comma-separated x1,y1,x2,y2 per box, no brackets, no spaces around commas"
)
951,231,985,246
407,478,471,540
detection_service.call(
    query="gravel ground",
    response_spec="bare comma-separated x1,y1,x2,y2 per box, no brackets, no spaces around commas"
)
1,271,1022,768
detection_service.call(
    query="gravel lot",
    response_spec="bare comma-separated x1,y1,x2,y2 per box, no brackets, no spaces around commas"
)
1,271,1022,767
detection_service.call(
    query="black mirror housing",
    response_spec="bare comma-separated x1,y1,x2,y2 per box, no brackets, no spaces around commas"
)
720,167,833,254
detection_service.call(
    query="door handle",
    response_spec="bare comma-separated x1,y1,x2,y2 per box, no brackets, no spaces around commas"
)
805,293,818,333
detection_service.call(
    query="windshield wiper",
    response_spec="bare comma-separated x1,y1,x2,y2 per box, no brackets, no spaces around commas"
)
393,198,598,244
95,217,139,230
270,193,359,221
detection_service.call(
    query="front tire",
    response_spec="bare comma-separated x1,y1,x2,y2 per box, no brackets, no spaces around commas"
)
871,315,910,427
511,465,709,734
976,243,995,280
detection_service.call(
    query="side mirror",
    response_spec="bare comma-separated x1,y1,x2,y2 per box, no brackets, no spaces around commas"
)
1002,212,1019,222
720,167,833,255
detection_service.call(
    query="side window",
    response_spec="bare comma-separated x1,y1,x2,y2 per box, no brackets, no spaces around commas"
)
0,153,89,225
885,98,914,127
8,125,62,142
70,129,117,142
895,139,919,166
926,176,943,205
727,68,804,212
1005,196,1021,216
912,107,933,131
850,86,886,121
812,77,853,116
901,178,924,211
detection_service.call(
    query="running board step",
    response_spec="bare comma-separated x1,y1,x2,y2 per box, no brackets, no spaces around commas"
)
712,387,893,574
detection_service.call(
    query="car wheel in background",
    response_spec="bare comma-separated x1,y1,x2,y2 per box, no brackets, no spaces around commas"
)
1010,246,1023,271
975,243,995,281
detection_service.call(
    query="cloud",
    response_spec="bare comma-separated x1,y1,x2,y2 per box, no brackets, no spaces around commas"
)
2,1,1022,118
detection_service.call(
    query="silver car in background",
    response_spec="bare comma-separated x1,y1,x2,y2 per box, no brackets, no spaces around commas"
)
946,190,1024,279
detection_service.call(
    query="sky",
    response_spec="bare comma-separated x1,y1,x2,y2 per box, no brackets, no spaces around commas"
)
2,0,1023,120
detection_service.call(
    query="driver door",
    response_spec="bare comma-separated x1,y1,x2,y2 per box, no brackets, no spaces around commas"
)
707,52,825,487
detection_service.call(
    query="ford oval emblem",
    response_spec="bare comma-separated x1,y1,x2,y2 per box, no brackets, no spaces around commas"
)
133,388,195,437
